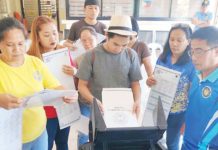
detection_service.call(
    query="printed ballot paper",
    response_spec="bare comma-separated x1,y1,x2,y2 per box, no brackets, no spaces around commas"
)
22,89,81,129
42,48,75,90
69,39,86,60
0,108,22,150
146,65,181,119
42,48,81,129
22,89,77,107
102,88,139,128
55,101,81,129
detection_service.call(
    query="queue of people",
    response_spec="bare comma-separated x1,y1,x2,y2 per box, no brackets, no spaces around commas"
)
0,0,218,150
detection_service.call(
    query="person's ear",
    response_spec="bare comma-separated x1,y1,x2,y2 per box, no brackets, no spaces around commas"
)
0,42,3,51
105,32,109,40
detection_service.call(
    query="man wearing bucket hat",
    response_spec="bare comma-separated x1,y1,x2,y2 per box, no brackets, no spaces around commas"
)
76,15,142,120
64,0,106,49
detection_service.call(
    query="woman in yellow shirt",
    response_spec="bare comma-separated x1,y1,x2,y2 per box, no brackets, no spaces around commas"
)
0,17,77,150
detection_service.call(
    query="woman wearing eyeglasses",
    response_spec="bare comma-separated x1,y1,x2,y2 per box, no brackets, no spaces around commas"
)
146,24,195,150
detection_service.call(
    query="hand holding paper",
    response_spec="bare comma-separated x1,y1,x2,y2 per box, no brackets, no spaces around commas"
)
62,65,77,76
0,94,22,110
22,89,78,108
146,75,157,87
63,92,78,104
102,88,139,128
96,98,104,112
133,100,141,119
63,40,78,51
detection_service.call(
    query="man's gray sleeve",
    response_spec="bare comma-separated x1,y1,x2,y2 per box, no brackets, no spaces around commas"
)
75,52,93,81
129,50,142,82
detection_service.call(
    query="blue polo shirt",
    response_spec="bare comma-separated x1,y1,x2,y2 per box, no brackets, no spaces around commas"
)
157,53,195,113
194,11,213,30
182,68,218,150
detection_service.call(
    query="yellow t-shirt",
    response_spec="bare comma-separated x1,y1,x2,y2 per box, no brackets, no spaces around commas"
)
0,55,60,143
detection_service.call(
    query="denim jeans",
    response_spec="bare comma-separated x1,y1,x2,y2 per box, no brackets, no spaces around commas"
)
166,112,185,150
46,117,70,150
78,102,91,146
22,129,48,150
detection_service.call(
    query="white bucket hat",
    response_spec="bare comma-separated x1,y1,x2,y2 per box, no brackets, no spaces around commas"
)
104,15,137,36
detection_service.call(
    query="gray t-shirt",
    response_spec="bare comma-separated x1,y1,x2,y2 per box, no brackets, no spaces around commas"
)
68,19,106,41
76,44,142,101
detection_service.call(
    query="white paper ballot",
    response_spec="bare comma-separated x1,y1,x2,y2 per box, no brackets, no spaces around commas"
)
22,89,77,108
142,109,155,127
0,108,23,150
146,65,181,118
96,33,106,43
70,115,89,135
43,48,75,90
55,100,81,129
102,88,139,128
70,40,86,60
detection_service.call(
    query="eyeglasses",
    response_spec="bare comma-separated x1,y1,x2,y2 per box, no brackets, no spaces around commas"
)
188,46,218,57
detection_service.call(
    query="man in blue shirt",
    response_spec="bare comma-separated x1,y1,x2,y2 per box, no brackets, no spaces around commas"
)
192,1,213,31
182,26,218,150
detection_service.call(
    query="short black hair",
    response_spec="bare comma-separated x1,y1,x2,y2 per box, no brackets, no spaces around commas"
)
0,17,27,41
191,26,218,47
79,26,97,38
202,0,209,7
130,17,139,35
84,0,99,7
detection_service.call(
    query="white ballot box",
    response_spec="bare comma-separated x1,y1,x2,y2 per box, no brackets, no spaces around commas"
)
100,88,167,129
90,94,167,150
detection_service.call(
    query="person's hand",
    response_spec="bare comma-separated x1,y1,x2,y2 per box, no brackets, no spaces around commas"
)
96,99,104,113
63,40,78,51
63,92,78,103
133,100,141,119
56,44,66,49
0,94,22,110
146,75,157,87
62,65,77,76
199,21,208,27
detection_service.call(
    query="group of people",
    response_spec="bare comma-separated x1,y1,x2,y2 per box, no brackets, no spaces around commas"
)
0,0,218,150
